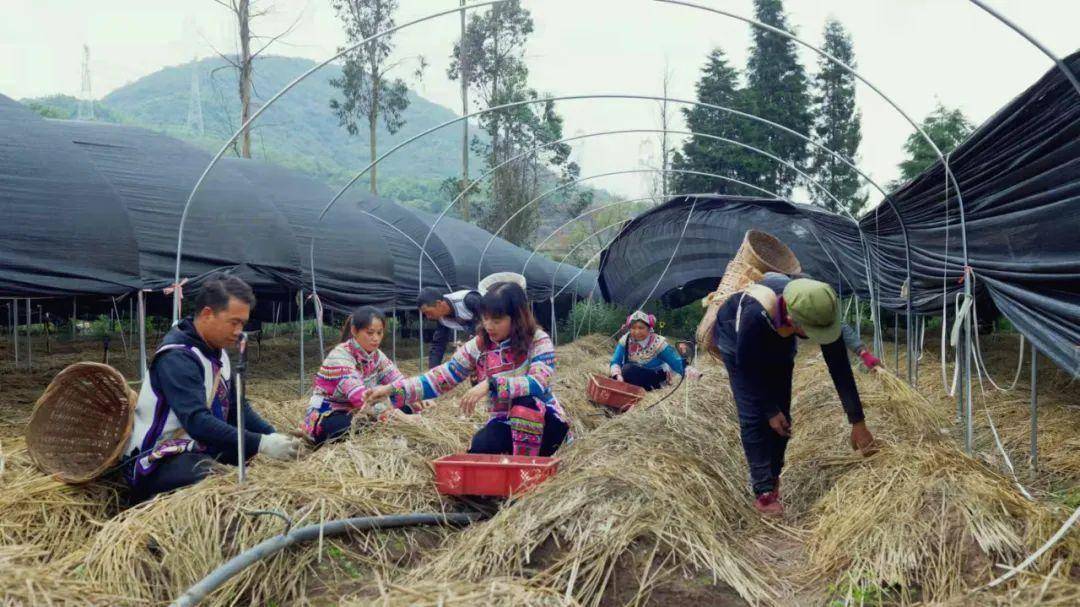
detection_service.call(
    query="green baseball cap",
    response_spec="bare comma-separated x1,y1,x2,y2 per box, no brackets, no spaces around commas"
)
783,279,841,345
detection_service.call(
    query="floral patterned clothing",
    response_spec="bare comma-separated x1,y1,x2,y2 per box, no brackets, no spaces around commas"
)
389,329,568,456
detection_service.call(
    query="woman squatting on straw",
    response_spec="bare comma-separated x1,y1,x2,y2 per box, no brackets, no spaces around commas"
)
388,279,571,457
300,306,419,445
610,310,699,391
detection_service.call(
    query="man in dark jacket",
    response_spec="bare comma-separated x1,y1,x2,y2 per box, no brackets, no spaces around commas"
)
418,286,482,369
124,274,300,502
714,276,877,516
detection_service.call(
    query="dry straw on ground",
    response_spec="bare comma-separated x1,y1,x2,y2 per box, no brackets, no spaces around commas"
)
0,546,127,607
411,365,781,607
80,403,478,606
343,578,582,606
0,437,121,565
804,441,1078,603
3,333,1078,606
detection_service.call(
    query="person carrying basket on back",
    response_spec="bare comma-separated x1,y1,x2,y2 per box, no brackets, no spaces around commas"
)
712,274,878,517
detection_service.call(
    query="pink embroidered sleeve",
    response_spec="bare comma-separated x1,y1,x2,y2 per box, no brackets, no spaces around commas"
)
376,351,405,386
312,343,369,409
390,340,478,407
490,333,556,400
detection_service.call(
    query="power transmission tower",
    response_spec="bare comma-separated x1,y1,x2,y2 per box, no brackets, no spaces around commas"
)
185,58,204,136
77,44,94,120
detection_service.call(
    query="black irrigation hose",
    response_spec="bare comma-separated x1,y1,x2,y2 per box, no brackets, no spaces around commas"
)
645,372,686,409
170,511,483,607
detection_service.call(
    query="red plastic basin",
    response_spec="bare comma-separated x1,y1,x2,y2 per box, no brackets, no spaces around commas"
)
432,453,561,497
587,374,646,411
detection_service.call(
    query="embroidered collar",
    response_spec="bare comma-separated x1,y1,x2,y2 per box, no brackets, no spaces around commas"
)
347,339,379,362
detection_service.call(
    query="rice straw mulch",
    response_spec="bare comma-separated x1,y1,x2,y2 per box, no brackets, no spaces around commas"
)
804,440,1079,603
80,403,479,606
0,437,122,565
0,545,132,607
342,578,582,606
4,333,1079,605
410,367,781,607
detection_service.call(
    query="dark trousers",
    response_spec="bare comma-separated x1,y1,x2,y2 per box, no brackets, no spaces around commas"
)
621,362,667,391
128,451,231,503
313,405,416,446
722,355,793,496
468,406,569,457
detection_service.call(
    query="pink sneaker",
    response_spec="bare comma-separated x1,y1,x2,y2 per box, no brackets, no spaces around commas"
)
753,491,783,517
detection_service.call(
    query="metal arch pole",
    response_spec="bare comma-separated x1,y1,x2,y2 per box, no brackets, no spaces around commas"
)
574,280,600,341
894,312,900,371
659,0,958,387
636,197,700,310
549,219,636,302
72,296,77,340
523,194,712,276
308,240,325,357
419,309,425,373
854,294,861,336
965,298,974,453
532,169,849,304
478,167,780,285
657,0,966,260
967,0,1080,97
170,2,507,324
355,210,454,292
326,95,899,224
349,125,863,282
550,297,557,346
298,290,305,397
485,124,871,281
1030,340,1038,474
530,181,859,315
26,298,31,371
332,95,907,327
503,123,870,273
138,290,148,381
10,300,16,367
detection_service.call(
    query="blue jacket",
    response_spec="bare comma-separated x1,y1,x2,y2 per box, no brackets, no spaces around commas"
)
611,335,686,375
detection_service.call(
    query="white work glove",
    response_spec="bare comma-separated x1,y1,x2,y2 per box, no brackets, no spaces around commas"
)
258,432,302,461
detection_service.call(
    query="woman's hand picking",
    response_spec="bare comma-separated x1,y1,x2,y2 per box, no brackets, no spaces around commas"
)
459,381,488,416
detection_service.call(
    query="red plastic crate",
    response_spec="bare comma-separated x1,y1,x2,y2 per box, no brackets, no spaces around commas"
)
587,374,646,411
432,453,561,497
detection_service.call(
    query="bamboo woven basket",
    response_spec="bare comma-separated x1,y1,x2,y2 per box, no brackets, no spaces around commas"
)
695,230,800,359
737,229,802,275
26,362,138,483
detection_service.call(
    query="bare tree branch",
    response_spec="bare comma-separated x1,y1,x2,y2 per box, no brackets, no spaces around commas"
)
251,8,304,59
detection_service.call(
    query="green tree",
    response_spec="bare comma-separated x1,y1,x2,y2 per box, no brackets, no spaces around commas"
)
809,18,867,215
329,0,412,195
742,0,813,196
448,1,573,246
893,103,974,187
670,48,752,195
25,101,68,119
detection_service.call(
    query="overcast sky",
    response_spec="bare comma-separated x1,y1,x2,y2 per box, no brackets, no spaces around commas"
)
2,0,1077,204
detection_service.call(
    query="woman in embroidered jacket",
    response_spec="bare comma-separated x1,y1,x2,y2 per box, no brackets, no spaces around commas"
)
388,281,571,457
610,311,690,391
301,306,416,444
